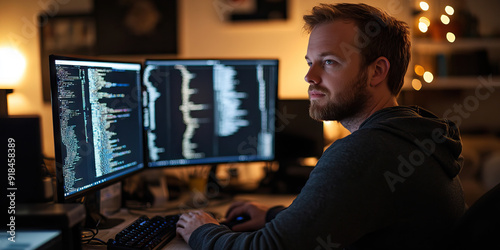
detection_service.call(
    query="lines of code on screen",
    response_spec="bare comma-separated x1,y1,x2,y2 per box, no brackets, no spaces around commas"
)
143,60,278,167
55,60,143,197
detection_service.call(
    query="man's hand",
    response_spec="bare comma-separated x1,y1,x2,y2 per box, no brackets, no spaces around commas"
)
224,201,270,231
176,210,220,243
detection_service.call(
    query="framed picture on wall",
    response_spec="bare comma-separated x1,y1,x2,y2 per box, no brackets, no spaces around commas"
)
93,0,178,55
39,0,179,103
39,14,96,103
214,0,288,22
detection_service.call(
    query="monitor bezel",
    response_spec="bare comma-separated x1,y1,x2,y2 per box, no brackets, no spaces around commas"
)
49,54,147,202
142,58,279,168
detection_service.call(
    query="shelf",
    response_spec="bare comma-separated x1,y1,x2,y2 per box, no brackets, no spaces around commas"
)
402,75,500,90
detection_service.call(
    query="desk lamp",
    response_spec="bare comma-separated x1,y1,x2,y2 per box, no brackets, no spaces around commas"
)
0,88,13,117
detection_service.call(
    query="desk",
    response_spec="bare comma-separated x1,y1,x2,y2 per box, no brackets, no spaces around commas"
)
83,193,296,249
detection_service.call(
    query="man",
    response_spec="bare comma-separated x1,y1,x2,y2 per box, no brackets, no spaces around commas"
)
176,3,465,249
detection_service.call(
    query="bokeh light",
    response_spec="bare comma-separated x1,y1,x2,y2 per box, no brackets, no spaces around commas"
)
419,22,429,33
441,15,450,25
445,6,454,15
447,32,456,43
423,71,434,83
414,65,425,76
419,16,431,26
412,79,422,91
420,1,430,11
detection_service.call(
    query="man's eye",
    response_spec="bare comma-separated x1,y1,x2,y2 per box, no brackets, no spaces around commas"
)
306,61,312,67
325,60,336,65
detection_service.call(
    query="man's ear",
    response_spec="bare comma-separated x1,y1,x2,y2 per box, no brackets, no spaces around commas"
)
369,56,390,87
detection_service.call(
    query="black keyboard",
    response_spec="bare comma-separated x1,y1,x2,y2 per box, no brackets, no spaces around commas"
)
107,214,179,250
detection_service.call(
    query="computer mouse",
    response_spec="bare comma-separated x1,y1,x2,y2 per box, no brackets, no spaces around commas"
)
221,214,251,229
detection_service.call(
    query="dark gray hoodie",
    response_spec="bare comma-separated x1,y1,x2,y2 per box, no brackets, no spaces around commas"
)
189,106,465,249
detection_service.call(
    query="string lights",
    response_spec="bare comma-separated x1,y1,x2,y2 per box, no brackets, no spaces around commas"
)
412,1,456,91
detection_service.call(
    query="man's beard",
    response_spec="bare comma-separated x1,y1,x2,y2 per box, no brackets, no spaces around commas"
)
309,69,370,122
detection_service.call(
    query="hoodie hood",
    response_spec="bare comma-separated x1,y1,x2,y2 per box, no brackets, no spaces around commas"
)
359,106,463,178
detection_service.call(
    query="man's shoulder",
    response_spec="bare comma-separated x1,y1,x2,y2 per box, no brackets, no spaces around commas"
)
332,127,393,148
322,128,394,163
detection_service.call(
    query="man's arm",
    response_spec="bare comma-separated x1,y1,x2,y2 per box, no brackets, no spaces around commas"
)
185,133,396,249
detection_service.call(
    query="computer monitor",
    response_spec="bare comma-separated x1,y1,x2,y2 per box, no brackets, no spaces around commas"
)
142,59,278,167
270,99,323,193
49,55,145,202
275,99,324,162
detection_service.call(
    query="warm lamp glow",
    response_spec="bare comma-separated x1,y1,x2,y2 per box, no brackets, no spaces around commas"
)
412,79,422,91
423,71,434,83
446,32,456,43
0,47,26,86
445,6,454,15
6,92,29,112
441,15,450,25
420,1,430,11
414,65,425,76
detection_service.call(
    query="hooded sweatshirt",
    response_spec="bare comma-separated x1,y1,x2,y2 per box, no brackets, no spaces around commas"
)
189,106,466,250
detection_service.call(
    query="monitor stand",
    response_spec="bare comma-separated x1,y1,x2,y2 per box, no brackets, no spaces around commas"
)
84,183,124,229
206,165,233,200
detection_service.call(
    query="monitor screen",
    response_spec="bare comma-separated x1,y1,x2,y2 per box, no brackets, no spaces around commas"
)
49,55,145,201
275,99,324,161
143,59,278,167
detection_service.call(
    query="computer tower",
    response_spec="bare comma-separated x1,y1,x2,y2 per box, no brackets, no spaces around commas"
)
0,116,48,203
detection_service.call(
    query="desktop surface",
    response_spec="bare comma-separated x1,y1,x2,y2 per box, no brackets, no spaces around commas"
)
0,230,62,250
82,193,295,249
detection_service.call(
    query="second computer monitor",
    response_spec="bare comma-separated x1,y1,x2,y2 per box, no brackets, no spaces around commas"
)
143,59,278,167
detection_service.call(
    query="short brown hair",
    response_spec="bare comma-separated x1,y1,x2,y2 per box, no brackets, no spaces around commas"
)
303,3,411,96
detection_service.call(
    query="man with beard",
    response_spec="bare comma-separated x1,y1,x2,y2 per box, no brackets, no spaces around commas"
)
176,3,465,249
